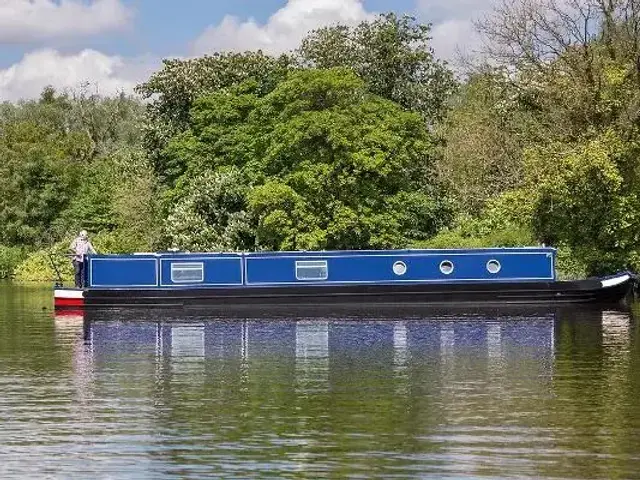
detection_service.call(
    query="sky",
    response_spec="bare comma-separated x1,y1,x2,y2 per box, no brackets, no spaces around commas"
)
0,0,493,101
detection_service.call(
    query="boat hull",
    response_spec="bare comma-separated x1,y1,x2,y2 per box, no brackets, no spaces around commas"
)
55,273,634,311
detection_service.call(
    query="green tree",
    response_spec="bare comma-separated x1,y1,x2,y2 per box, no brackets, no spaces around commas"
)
0,120,81,246
526,131,640,274
60,147,162,251
164,168,254,251
0,86,155,260
166,68,452,251
430,0,640,275
437,70,528,214
136,52,294,184
298,13,456,122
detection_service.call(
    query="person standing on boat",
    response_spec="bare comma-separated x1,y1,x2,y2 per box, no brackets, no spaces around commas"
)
69,230,96,288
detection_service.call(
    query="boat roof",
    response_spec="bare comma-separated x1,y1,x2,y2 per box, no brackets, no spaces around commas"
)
125,247,556,257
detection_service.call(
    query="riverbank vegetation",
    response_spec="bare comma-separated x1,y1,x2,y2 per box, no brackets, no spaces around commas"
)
2,2,640,281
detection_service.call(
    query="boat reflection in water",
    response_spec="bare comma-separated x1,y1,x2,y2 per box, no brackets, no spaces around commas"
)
53,306,633,377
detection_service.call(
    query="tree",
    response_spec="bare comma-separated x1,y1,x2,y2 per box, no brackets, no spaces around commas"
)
0,87,155,252
476,0,640,141
0,120,81,246
137,14,458,185
164,168,254,251
425,0,640,274
525,130,640,273
437,70,528,214
166,68,452,251
61,148,162,251
136,52,295,184
298,13,456,123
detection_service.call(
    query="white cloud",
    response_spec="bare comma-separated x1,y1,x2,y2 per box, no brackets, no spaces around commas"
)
430,19,483,64
0,49,157,101
192,0,374,56
417,0,495,63
0,0,131,44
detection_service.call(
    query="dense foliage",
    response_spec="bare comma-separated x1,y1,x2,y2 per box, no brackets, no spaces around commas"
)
163,69,451,251
0,88,160,279
136,52,294,185
5,6,640,280
297,13,456,123
138,13,455,255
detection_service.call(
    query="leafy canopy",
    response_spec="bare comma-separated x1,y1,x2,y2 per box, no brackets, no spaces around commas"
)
299,13,456,123
138,14,456,186
164,68,452,251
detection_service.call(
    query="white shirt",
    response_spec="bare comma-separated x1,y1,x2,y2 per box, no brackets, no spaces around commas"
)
70,237,96,262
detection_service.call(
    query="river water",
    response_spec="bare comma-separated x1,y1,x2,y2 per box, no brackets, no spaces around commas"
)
1,283,640,479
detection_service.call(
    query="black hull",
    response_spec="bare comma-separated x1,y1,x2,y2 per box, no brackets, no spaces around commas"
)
74,275,634,311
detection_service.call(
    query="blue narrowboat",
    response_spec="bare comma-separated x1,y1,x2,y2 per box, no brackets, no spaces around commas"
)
53,247,634,310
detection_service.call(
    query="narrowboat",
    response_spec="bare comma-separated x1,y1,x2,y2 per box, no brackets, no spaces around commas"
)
53,247,635,311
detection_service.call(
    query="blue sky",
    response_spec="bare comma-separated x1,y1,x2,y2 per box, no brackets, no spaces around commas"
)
0,0,489,101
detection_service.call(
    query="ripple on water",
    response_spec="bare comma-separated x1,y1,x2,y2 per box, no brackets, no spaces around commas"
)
2,284,640,478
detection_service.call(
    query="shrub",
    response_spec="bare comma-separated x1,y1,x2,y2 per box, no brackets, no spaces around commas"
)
14,243,74,283
0,246,26,279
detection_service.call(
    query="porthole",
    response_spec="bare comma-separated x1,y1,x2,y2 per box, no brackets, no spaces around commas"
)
439,260,454,275
487,259,501,274
393,261,407,276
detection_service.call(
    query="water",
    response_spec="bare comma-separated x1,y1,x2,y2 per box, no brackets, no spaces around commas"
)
1,283,640,479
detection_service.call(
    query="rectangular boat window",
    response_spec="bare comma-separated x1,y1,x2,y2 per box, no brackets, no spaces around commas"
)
296,260,328,281
171,262,204,283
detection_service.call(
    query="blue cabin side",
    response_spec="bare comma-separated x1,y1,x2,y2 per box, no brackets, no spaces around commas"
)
85,248,556,289
88,253,244,289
